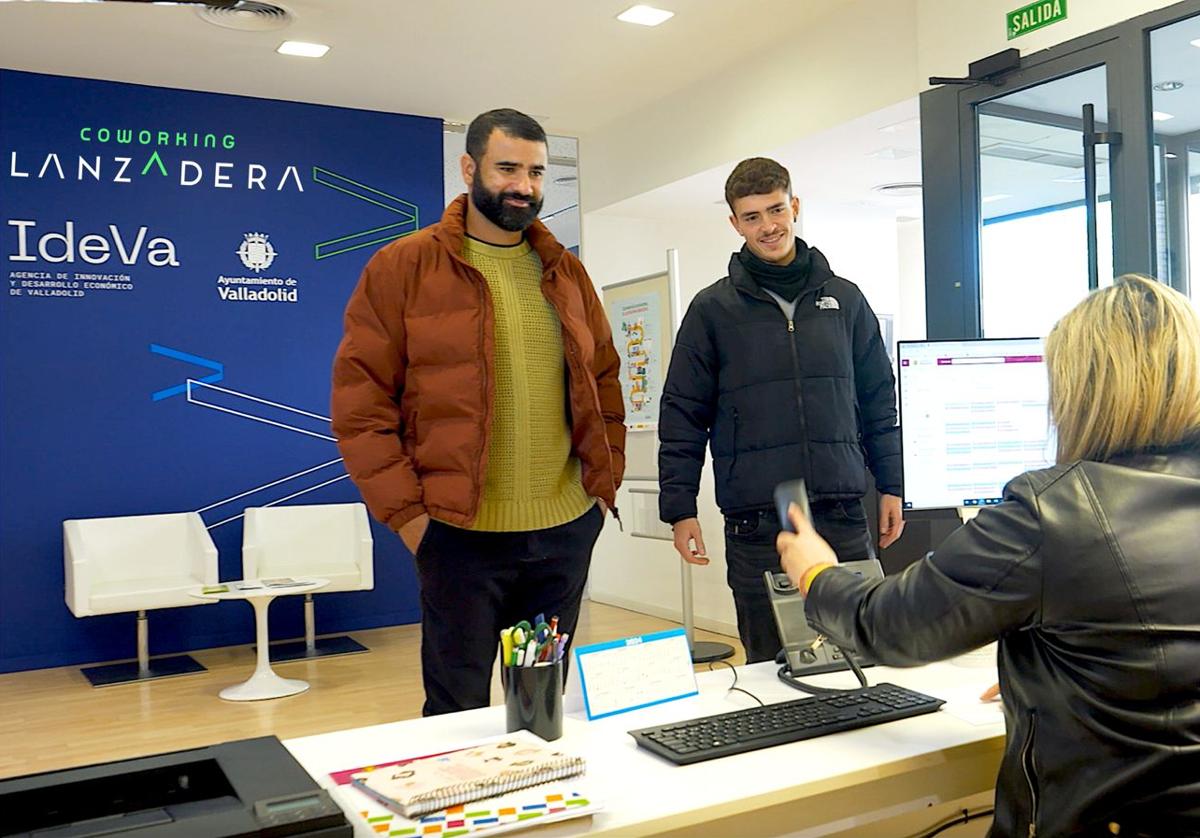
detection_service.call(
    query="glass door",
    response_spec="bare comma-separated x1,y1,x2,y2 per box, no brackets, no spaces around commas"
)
1149,11,1200,298
975,66,1117,338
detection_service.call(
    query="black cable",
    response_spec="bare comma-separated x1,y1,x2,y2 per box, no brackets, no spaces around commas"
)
777,664,844,694
730,686,765,706
708,658,737,686
775,643,870,695
842,645,869,688
708,659,765,706
905,806,996,838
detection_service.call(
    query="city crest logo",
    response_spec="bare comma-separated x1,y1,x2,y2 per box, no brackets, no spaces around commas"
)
236,232,276,272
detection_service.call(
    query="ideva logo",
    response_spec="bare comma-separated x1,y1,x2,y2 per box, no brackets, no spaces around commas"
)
7,220,179,267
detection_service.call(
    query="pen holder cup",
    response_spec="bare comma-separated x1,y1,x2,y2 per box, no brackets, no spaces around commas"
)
503,660,564,741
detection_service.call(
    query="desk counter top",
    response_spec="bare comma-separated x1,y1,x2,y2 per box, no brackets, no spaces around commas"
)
284,656,1005,837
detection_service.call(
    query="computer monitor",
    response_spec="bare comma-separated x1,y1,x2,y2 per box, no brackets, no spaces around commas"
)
897,337,1055,511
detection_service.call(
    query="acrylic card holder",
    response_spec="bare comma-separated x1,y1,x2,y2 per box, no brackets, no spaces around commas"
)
572,627,698,720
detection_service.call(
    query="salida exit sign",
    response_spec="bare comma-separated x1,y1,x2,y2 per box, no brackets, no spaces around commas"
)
1008,0,1067,40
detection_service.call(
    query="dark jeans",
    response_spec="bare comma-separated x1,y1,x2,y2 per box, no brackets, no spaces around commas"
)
724,499,875,664
413,504,604,716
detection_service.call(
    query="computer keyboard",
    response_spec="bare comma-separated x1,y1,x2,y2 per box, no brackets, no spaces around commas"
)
628,683,945,765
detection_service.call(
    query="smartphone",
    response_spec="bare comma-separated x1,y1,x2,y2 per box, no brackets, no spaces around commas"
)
774,479,812,533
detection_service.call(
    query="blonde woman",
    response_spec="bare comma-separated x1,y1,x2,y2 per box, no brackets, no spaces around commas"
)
778,275,1200,838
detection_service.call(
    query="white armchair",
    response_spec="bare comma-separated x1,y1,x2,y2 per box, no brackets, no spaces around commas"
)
63,511,218,686
242,502,374,660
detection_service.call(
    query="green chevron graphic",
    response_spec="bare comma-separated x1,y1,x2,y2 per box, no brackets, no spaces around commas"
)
312,167,420,259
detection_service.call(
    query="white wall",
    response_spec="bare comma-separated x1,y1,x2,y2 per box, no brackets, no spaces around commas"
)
583,210,742,634
582,0,920,212
897,218,928,343
914,0,1179,87
800,201,901,325
582,0,1180,213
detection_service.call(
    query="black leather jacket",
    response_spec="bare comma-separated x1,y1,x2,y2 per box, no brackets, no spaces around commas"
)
805,441,1200,837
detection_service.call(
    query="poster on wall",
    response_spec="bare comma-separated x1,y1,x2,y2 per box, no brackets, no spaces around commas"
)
0,70,443,673
603,270,673,431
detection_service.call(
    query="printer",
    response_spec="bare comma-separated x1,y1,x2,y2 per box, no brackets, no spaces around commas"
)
0,736,350,837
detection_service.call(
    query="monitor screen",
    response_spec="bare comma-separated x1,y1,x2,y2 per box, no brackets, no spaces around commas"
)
898,338,1055,511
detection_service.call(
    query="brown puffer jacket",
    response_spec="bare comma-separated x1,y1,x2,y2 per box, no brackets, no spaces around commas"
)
331,195,626,531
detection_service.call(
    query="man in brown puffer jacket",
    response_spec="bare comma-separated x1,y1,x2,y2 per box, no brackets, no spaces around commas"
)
331,109,625,715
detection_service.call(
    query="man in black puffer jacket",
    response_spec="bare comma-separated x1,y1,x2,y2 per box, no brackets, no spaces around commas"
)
658,157,903,663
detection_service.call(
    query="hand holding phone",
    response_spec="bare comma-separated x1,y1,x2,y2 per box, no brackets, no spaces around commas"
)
773,479,812,533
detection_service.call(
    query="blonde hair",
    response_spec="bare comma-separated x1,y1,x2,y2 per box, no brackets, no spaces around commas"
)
1045,274,1200,463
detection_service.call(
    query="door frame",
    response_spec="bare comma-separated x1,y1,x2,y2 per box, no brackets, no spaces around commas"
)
920,0,1200,338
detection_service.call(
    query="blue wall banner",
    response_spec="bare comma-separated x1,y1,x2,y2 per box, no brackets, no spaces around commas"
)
0,70,443,673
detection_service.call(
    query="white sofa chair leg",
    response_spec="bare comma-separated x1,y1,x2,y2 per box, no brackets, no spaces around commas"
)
136,610,151,678
305,595,316,653
79,610,207,688
266,594,369,662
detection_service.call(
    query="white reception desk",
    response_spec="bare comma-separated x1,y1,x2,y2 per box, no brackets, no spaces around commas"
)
284,656,1005,837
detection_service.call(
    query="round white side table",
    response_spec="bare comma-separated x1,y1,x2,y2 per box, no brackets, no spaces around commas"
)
192,578,328,701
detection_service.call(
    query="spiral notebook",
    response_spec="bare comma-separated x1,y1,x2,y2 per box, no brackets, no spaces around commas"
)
350,737,586,819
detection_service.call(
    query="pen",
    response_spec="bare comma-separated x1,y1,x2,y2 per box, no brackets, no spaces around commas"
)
555,633,569,662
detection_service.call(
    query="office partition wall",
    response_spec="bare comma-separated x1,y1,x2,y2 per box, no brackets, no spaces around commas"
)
0,70,443,672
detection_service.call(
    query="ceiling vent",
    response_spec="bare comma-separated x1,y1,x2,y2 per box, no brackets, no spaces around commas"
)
980,142,1085,168
197,1,292,32
872,182,923,197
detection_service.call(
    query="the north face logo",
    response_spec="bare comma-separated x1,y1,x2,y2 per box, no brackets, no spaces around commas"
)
816,295,840,310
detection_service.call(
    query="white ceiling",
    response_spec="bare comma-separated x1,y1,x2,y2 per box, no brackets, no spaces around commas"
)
597,10,1200,226
0,0,841,136
594,98,924,221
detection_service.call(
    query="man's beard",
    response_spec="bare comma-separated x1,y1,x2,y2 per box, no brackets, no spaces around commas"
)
471,179,543,232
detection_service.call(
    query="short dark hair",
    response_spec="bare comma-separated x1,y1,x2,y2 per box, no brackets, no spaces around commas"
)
724,157,792,210
465,109,547,162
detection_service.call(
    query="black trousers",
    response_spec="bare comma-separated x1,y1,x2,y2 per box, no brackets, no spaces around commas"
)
413,504,604,716
724,499,875,664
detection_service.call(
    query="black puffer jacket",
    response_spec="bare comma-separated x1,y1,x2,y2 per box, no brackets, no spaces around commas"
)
806,442,1200,837
658,246,900,523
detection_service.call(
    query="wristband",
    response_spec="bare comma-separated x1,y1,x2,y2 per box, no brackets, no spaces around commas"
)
800,562,836,597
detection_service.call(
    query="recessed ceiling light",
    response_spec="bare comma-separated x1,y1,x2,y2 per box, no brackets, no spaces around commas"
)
1191,38,1200,48
277,41,330,58
617,5,674,26
1165,152,1179,159
1153,111,1175,121
981,193,1012,203
1153,80,1185,92
1053,174,1086,183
